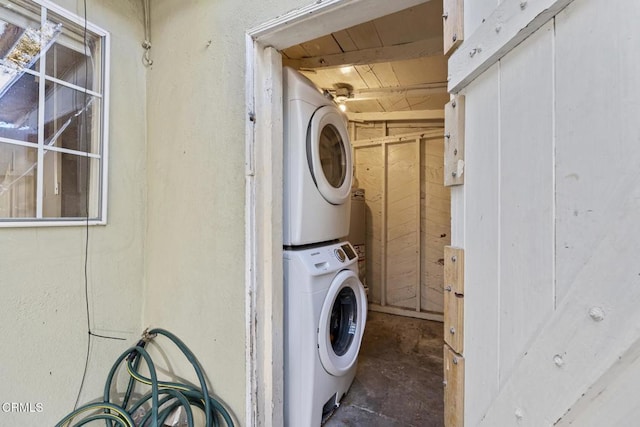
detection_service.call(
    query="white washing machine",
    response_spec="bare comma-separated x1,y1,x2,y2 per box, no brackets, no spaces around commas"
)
283,67,352,246
284,241,368,426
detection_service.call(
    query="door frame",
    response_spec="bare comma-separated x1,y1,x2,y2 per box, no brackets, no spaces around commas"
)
245,1,431,425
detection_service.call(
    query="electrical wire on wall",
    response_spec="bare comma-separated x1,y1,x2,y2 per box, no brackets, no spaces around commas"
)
73,0,125,412
57,5,235,426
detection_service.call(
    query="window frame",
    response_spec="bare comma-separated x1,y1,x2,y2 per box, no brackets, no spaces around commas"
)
0,0,110,227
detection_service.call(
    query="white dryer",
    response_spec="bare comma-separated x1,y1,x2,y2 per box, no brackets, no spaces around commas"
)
284,241,368,426
283,67,352,246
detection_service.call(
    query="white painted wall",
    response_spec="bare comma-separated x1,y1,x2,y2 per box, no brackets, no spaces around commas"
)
459,0,640,424
460,62,500,423
464,0,499,38
143,1,312,425
0,1,146,425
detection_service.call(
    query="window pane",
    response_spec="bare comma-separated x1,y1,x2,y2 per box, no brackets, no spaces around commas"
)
45,42,94,89
46,10,101,93
44,82,101,154
0,20,29,57
0,142,37,218
0,66,38,142
0,2,43,64
0,0,41,28
0,14,61,82
0,12,47,128
42,150,98,218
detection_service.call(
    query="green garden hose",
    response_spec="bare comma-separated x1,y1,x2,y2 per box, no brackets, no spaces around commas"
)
55,328,235,427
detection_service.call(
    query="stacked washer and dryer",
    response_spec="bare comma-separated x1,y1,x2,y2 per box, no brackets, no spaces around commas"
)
282,67,368,426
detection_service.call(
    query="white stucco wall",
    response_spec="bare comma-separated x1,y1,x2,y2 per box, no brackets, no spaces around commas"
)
0,0,147,425
144,1,312,425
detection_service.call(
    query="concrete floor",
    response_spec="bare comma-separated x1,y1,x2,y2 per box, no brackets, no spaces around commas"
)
325,311,445,427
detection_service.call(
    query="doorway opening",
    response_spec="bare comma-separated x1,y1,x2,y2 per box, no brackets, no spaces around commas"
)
246,1,450,425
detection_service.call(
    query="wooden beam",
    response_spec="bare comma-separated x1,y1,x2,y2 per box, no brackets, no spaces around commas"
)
443,95,465,186
341,82,448,101
347,109,444,122
369,303,444,322
415,138,421,313
380,143,387,306
352,129,443,147
444,247,464,354
556,337,640,426
448,0,575,93
283,37,443,69
444,345,465,427
443,0,464,56
249,0,433,50
249,45,285,426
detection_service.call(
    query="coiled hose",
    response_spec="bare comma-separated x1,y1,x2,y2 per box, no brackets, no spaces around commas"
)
55,328,235,427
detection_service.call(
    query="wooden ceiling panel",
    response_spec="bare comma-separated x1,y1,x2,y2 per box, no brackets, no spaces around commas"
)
374,1,443,46
301,67,368,91
300,34,343,57
332,29,358,52
369,63,401,88
281,2,448,115
344,99,384,113
345,21,383,50
405,93,450,110
354,65,382,89
390,56,448,86
377,95,412,112
281,44,308,60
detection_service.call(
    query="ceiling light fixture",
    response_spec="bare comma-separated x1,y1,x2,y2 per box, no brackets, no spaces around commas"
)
332,84,353,110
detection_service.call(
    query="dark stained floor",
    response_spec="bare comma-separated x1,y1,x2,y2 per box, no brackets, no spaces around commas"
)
325,311,444,427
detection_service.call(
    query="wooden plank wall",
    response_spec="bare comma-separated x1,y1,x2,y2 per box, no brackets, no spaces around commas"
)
386,141,419,309
460,0,640,424
352,121,449,318
461,64,500,424
498,20,554,386
463,22,556,426
422,136,449,313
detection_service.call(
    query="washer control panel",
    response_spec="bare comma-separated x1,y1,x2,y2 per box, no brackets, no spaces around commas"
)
333,243,357,263
285,241,359,273
341,243,357,261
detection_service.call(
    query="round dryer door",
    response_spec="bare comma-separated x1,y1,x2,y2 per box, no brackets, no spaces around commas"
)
318,269,367,376
307,105,352,205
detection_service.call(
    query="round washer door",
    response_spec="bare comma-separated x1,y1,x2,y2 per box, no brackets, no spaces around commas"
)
307,105,352,205
318,269,367,377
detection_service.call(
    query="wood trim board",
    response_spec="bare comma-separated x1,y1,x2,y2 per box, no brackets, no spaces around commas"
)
448,0,575,92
